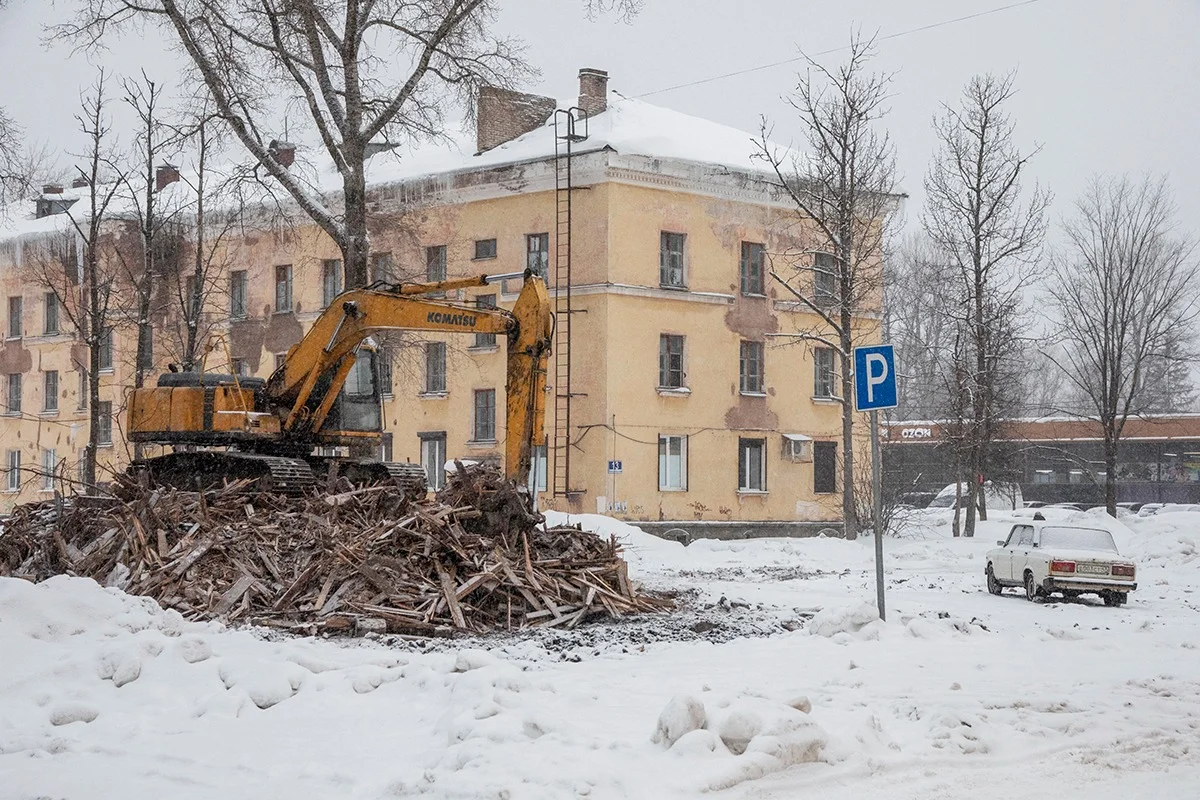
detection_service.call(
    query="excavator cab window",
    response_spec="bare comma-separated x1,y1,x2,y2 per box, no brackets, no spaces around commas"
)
325,349,383,433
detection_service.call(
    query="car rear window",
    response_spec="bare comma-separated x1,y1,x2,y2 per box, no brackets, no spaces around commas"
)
1040,527,1118,552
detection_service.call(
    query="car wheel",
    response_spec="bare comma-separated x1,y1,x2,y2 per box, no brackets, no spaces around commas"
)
1024,571,1040,602
986,564,1003,595
1103,592,1126,607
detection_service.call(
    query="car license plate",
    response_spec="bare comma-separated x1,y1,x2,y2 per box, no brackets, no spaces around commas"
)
1077,563,1109,575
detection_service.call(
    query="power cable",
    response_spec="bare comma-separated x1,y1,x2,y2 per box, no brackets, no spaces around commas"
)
630,0,1049,99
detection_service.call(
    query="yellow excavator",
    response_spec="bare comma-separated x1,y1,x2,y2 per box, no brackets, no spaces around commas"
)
126,270,552,494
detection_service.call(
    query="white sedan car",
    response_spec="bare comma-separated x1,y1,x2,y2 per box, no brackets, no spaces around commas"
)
985,521,1137,606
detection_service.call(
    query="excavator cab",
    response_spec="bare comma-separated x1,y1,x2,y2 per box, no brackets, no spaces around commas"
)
302,346,384,437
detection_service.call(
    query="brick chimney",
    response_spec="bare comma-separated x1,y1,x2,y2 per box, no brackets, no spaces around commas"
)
155,163,180,191
269,139,296,168
42,184,63,195
71,176,90,189
475,85,556,154
577,68,608,118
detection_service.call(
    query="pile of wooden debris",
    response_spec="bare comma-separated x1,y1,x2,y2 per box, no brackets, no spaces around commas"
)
0,463,669,636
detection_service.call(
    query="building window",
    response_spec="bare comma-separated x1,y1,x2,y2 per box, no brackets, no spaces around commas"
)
425,342,446,394
274,265,293,312
7,296,22,339
378,347,393,397
533,444,548,492
814,347,836,398
660,232,686,288
658,334,685,389
740,242,765,295
274,352,287,371
420,432,447,492
6,373,21,414
230,358,248,377
474,294,497,348
658,435,687,491
99,328,113,372
230,270,248,319
814,441,837,494
473,388,496,441
322,259,343,307
426,245,447,283
739,340,764,394
814,252,837,302
43,370,58,413
526,233,549,277
41,448,56,491
473,238,497,260
44,292,59,335
5,450,19,492
738,438,766,492
97,401,113,446
371,252,395,284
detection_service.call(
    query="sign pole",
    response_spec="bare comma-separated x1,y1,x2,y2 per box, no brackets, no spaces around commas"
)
853,343,896,624
870,408,885,621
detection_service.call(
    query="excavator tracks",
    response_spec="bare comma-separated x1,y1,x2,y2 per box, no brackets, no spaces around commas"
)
133,452,317,494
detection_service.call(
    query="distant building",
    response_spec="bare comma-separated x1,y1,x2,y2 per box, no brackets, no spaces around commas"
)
884,416,1200,505
1,68,888,529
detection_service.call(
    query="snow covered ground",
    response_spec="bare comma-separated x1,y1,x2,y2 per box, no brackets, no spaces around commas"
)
2,507,1198,799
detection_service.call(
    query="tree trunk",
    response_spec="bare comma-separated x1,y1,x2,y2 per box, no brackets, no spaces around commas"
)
83,241,101,490
962,449,979,538
342,141,370,288
952,452,962,538
1104,433,1119,517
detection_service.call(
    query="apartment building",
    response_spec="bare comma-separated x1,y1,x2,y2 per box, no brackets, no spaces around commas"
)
0,69,882,527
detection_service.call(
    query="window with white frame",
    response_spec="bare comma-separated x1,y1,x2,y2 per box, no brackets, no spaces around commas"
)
658,434,687,491
420,432,446,491
526,233,549,277
532,444,548,492
739,340,764,394
814,252,837,302
814,347,837,398
44,292,59,335
41,448,56,491
474,294,497,348
98,328,113,372
7,296,22,339
97,401,113,446
660,232,686,288
43,370,58,412
740,242,765,295
274,264,293,312
77,369,87,409
426,245,447,283
322,259,343,307
6,372,21,414
425,342,446,393
229,270,248,319
659,334,685,389
738,437,766,492
371,252,395,284
473,388,496,441
5,450,20,492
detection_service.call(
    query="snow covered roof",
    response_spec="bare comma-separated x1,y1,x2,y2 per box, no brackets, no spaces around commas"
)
360,92,797,188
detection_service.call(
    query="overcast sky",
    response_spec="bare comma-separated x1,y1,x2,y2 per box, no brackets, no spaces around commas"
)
2,0,1198,243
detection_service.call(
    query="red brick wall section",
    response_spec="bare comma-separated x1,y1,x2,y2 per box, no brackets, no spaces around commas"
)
578,68,608,118
476,86,557,154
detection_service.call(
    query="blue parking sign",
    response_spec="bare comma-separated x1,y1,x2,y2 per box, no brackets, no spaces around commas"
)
853,345,897,412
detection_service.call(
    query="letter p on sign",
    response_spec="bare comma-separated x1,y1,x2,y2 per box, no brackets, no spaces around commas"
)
853,344,898,412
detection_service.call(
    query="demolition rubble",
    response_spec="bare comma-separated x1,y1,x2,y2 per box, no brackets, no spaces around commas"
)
0,463,669,636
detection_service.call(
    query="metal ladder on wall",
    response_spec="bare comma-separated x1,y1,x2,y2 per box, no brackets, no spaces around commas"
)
551,108,588,498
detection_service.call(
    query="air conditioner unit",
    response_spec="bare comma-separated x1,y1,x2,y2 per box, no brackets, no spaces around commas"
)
782,433,813,462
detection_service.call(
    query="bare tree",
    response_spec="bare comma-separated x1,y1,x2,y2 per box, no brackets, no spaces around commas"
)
58,1,529,289
755,32,898,537
886,234,956,420
24,73,129,489
1048,175,1199,515
922,72,1049,537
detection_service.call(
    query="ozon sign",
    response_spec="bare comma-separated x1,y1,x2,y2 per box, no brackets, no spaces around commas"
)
899,427,933,440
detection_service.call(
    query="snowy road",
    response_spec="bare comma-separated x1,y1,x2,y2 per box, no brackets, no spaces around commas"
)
1,509,1197,799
